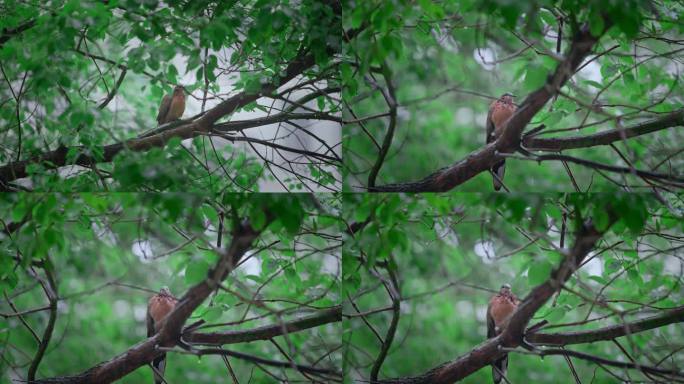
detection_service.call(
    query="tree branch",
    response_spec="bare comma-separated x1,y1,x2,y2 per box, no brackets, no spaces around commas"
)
523,108,684,151
27,263,59,382
509,153,684,185
162,347,340,378
370,262,401,382
528,305,684,346
213,111,341,132
184,306,341,345
367,64,398,189
510,348,684,378
0,19,36,47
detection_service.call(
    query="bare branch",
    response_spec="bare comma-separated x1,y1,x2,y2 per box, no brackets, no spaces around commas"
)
509,348,684,379
523,109,684,151
27,263,59,382
367,64,398,189
528,305,684,346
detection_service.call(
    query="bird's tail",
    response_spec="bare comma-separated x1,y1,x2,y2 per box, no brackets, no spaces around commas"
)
492,353,508,384
152,353,166,384
492,160,506,191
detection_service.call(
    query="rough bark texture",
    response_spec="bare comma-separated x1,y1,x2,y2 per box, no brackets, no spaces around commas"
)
184,306,341,345
523,108,684,151
527,305,684,346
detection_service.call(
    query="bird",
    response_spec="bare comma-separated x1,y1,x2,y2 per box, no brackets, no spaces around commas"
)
147,287,178,384
487,283,520,384
156,85,186,125
486,93,517,191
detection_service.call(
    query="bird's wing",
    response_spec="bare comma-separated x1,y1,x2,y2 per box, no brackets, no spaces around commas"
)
156,94,172,124
167,92,185,121
486,301,496,338
146,301,155,337
486,101,496,143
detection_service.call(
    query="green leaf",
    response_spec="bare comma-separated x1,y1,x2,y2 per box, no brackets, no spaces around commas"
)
11,200,28,222
500,5,520,30
528,260,553,285
588,275,607,285
167,64,178,83
583,80,603,89
195,66,204,83
593,206,609,231
250,208,267,230
186,53,201,72
546,306,567,323
185,260,210,284
544,111,563,126
203,306,224,322
589,9,605,37
523,64,546,91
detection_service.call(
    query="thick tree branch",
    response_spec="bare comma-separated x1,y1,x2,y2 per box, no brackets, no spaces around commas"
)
370,23,605,192
528,305,684,346
367,64,398,189
370,263,401,382
0,19,36,47
523,108,684,151
27,264,59,382
184,306,341,345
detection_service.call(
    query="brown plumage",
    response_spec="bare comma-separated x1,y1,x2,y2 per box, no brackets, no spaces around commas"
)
147,287,178,384
487,284,520,384
486,93,517,191
156,85,186,125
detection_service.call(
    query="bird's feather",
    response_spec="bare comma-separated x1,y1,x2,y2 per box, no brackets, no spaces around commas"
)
492,354,507,384
152,354,166,384
486,306,496,338
147,290,177,384
492,161,505,191
167,93,185,122
486,102,495,144
146,307,154,338
156,94,172,125
488,287,518,383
